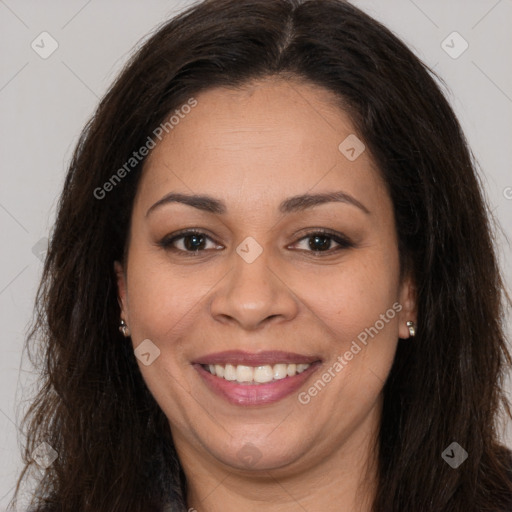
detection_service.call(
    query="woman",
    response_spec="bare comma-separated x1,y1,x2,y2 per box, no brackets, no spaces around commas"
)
12,0,512,510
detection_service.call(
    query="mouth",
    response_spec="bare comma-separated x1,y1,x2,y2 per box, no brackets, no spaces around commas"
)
201,362,312,384
192,350,322,406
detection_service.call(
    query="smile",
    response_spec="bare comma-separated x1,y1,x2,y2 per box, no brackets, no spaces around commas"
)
202,363,311,384
193,350,321,406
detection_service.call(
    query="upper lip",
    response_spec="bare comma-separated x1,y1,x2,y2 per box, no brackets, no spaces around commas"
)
192,350,321,366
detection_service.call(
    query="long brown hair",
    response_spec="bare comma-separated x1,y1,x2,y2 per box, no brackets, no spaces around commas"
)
12,0,512,510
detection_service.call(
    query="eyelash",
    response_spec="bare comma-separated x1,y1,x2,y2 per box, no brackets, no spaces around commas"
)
157,228,355,257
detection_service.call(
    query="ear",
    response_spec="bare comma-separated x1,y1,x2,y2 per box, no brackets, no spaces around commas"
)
397,274,417,339
114,261,129,323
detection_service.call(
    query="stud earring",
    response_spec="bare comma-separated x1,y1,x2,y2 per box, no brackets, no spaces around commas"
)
119,319,130,337
406,321,416,338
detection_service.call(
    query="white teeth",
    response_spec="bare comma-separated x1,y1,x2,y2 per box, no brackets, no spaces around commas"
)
236,365,254,383
224,364,237,381
273,364,288,380
254,365,274,383
204,362,311,384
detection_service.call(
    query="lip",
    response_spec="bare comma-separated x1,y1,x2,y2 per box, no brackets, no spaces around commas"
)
192,350,319,366
193,353,322,406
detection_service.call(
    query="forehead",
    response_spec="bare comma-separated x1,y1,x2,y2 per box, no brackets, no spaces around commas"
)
135,78,387,215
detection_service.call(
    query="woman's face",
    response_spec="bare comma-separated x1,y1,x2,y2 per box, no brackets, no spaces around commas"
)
116,78,416,476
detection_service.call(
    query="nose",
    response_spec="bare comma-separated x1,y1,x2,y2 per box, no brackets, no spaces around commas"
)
209,245,299,331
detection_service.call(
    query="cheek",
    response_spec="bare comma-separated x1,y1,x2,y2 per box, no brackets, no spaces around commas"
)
125,249,207,343
288,249,400,340
291,245,402,400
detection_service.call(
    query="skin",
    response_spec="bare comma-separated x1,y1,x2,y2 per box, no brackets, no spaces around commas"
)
115,77,416,512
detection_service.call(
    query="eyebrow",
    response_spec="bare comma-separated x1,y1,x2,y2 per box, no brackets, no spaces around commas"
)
145,190,370,217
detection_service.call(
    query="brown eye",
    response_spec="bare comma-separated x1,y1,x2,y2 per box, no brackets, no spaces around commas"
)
292,230,354,254
158,230,222,255
158,228,354,257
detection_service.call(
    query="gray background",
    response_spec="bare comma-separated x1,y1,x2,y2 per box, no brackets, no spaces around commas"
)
1,0,511,509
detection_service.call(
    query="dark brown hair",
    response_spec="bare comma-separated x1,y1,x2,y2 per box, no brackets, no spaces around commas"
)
12,0,512,510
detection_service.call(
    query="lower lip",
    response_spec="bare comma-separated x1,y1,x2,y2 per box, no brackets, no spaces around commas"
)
194,363,320,406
